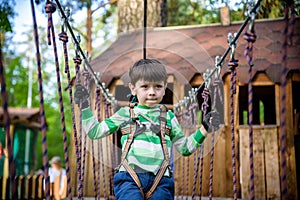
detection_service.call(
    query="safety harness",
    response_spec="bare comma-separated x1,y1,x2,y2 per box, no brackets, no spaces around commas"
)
116,103,172,199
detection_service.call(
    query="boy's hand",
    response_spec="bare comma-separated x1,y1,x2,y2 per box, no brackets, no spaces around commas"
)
202,111,220,132
74,84,89,109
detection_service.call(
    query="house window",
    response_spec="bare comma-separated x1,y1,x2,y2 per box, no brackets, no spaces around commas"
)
239,85,276,125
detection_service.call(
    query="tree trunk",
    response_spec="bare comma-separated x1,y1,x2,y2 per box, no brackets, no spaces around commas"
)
117,0,163,33
86,0,93,56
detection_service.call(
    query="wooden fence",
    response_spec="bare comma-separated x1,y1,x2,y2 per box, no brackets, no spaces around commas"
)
0,175,44,200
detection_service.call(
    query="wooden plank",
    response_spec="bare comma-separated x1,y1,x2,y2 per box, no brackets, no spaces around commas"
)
253,128,266,199
19,176,26,200
212,126,227,197
239,127,250,199
264,127,281,199
285,77,297,200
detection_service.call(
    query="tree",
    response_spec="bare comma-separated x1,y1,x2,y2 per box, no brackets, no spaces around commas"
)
117,0,164,33
58,0,117,56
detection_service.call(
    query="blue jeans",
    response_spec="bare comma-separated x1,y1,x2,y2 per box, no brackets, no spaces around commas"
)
114,172,174,200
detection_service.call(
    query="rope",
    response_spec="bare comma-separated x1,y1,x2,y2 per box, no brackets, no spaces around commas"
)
199,87,210,199
30,0,50,199
73,54,84,199
244,17,257,200
79,70,91,196
0,34,17,199
191,101,199,199
143,0,147,59
193,0,262,96
61,30,82,200
280,1,296,198
95,87,104,198
58,29,73,200
104,99,113,197
228,59,238,200
46,2,73,199
97,91,107,199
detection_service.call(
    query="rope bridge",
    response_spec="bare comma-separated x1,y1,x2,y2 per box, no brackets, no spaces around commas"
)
0,0,297,199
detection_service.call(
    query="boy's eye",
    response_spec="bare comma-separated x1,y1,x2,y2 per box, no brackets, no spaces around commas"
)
156,85,163,88
141,85,148,88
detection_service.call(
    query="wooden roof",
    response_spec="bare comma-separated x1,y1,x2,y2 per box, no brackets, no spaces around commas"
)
0,107,42,130
91,17,300,86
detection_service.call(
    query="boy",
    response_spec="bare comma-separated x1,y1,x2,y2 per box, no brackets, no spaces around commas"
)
74,58,220,200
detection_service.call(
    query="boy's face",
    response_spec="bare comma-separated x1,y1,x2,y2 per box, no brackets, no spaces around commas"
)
129,79,167,107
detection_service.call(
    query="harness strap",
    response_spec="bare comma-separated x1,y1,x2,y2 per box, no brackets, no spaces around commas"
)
118,104,170,199
145,105,171,199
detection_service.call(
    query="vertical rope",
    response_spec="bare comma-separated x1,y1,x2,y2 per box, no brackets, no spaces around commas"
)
143,0,147,59
58,30,73,200
0,35,17,200
46,3,73,199
280,2,289,199
244,22,257,200
95,88,103,198
74,55,83,199
79,70,91,196
191,101,199,199
30,0,50,199
63,38,81,200
228,60,238,200
104,97,112,197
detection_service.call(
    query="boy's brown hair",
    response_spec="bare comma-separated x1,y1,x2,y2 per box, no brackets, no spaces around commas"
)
129,59,168,85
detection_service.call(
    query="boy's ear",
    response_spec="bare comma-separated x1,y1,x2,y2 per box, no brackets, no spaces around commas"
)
129,83,136,95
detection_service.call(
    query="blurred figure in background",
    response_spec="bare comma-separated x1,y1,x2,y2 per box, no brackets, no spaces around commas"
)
49,156,67,200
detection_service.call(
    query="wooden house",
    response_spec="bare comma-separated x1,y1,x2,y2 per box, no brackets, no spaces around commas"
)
70,17,300,199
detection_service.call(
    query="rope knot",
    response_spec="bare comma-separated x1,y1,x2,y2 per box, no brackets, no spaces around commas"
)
243,30,257,43
201,87,210,114
228,59,239,71
45,1,56,14
59,32,68,43
81,70,90,77
73,55,82,65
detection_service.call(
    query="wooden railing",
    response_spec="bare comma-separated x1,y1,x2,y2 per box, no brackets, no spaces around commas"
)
0,175,44,200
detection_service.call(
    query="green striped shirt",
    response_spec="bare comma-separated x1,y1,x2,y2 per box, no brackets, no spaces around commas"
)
82,104,206,175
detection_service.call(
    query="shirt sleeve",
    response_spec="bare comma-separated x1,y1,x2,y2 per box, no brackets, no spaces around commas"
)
82,107,130,139
168,110,206,156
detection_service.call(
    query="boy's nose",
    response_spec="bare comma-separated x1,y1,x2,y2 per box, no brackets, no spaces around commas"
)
148,87,156,95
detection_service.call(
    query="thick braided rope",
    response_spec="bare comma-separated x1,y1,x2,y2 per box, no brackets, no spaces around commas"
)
58,31,73,200
228,60,238,200
0,36,17,199
96,88,104,198
209,80,224,199
199,87,210,199
46,4,74,199
97,92,107,199
74,56,84,199
78,70,91,194
191,102,199,199
61,35,82,200
280,2,291,198
244,26,257,200
199,144,204,200
174,111,183,199
104,98,112,196
109,103,117,196
30,0,50,199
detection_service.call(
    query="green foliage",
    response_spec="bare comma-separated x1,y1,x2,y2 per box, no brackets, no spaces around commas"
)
0,0,16,33
167,0,286,26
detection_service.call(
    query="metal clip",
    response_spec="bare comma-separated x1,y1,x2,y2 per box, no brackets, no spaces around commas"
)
228,32,238,61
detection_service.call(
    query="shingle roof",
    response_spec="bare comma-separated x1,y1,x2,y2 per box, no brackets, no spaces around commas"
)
91,17,300,85
0,107,42,130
